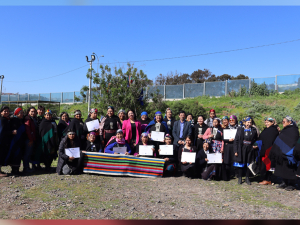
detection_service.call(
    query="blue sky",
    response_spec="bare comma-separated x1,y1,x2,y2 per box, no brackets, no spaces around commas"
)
0,1,300,94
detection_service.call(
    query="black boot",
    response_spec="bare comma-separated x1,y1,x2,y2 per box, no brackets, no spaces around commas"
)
276,180,287,189
238,176,242,184
246,176,251,185
11,167,22,176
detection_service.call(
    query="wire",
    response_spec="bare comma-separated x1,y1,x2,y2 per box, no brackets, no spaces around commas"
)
5,38,300,83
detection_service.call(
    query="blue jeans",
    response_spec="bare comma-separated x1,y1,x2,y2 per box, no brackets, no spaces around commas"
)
23,139,35,170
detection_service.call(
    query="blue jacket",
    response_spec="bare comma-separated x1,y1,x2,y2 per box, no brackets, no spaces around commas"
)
105,140,132,154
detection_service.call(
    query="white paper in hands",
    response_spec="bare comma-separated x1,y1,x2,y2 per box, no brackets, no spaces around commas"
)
181,152,196,163
65,147,80,158
159,145,173,155
113,147,127,154
86,120,100,132
151,131,165,142
223,129,237,140
207,153,222,164
139,145,153,156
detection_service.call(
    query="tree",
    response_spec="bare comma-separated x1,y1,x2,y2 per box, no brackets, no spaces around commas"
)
190,69,213,83
80,63,163,116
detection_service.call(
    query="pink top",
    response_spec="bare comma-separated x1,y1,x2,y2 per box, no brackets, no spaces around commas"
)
122,119,142,146
202,127,224,152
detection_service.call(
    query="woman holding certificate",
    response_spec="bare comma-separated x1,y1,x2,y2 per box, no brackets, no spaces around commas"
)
158,134,177,176
222,115,238,181
145,111,169,149
178,136,197,178
202,118,224,180
122,110,141,155
99,106,122,147
67,110,85,149
233,116,258,185
83,108,100,141
105,129,131,155
193,115,208,153
135,132,156,157
57,130,84,175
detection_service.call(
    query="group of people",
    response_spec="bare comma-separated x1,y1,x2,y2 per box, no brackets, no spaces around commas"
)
1,105,300,192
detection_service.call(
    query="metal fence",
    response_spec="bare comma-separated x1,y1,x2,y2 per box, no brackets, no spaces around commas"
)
1,74,300,103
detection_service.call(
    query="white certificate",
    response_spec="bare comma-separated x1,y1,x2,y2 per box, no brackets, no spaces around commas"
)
181,152,196,163
159,145,173,155
65,147,80,158
207,153,222,164
223,129,237,140
113,147,127,154
86,119,100,132
151,131,165,142
139,145,154,156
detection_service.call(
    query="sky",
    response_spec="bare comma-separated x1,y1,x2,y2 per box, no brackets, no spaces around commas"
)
0,1,300,94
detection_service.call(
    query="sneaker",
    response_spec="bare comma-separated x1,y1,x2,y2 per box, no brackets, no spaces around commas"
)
285,186,295,191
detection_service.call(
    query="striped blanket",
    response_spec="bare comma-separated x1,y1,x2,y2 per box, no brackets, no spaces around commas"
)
83,152,165,178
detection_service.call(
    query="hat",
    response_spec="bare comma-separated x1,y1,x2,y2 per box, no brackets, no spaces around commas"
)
45,109,52,115
209,109,215,113
116,129,123,134
14,107,22,116
141,111,148,116
0,106,9,113
90,108,98,114
164,134,173,140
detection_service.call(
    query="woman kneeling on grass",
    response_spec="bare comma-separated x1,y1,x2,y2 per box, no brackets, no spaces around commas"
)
104,129,131,155
56,130,84,175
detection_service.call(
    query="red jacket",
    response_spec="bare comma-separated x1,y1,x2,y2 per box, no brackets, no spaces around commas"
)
25,116,36,142
122,119,141,145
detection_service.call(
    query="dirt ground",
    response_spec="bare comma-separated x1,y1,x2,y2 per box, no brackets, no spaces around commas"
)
0,166,300,220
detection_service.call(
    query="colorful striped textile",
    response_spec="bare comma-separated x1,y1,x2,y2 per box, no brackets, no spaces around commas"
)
83,152,165,178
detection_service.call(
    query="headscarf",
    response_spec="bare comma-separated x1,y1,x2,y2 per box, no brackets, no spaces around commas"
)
74,110,81,115
90,108,98,114
107,106,114,111
209,109,215,113
116,129,123,134
204,139,211,144
141,111,148,117
230,115,237,121
45,109,52,115
14,107,22,116
118,109,126,115
155,111,162,116
89,132,96,136
164,134,172,140
222,116,229,121
245,116,252,122
141,132,148,137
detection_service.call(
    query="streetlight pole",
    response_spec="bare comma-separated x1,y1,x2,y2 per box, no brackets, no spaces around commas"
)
86,55,95,113
0,75,4,105
92,52,104,97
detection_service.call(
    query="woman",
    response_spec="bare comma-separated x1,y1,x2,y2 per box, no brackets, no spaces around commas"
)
222,115,238,181
85,132,102,152
105,129,131,155
122,110,141,155
158,134,177,176
193,115,208,153
198,140,215,180
99,106,121,147
269,116,299,191
83,108,100,140
57,112,71,142
67,110,85,149
178,135,197,178
205,109,219,128
257,117,279,185
221,116,229,129
135,132,156,157
233,116,258,185
203,118,224,180
118,109,126,127
6,108,26,175
139,111,151,132
23,106,37,174
38,109,59,172
56,130,84,175
0,106,11,177
145,111,169,149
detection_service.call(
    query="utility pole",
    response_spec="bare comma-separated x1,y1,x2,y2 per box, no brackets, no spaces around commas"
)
0,75,4,104
92,52,104,97
86,55,95,113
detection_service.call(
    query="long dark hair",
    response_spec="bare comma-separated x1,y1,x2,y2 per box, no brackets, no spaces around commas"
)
26,106,36,116
127,109,136,120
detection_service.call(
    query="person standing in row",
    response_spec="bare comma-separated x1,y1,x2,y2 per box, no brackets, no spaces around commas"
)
57,112,71,142
6,108,26,176
118,109,126,127
122,110,141,155
233,117,258,185
68,110,85,149
163,108,176,139
36,105,45,127
99,106,122,147
173,110,192,148
222,115,238,181
83,108,100,141
193,115,208,153
0,106,11,177
205,109,218,128
269,116,299,191
139,111,151,132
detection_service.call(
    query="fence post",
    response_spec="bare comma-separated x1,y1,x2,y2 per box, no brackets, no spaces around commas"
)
164,85,166,100
275,75,278,91
8,94,10,102
73,92,75,103
183,83,185,99
203,82,206,96
49,93,52,101
61,92,63,103
28,93,30,101
225,80,228,96
38,93,40,101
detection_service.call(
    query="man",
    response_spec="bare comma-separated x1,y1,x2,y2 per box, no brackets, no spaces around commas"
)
163,108,176,138
173,110,192,147
36,105,45,127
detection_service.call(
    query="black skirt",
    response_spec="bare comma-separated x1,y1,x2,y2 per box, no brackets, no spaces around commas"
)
223,142,234,165
241,145,256,164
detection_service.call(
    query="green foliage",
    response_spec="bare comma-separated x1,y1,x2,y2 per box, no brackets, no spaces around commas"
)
249,81,276,96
